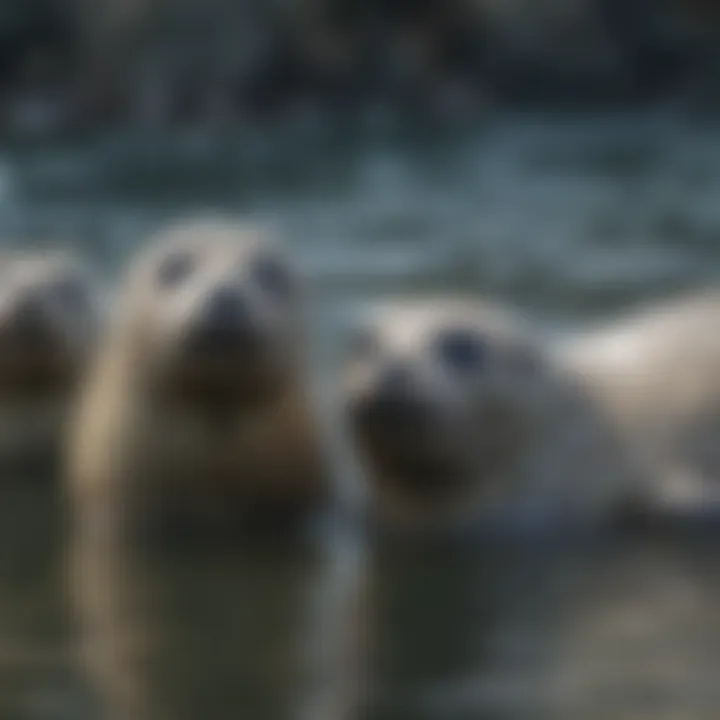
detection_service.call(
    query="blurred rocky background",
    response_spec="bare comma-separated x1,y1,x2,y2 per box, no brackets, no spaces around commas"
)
1,0,718,141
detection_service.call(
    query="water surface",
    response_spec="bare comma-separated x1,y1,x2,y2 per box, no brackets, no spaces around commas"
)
2,111,720,719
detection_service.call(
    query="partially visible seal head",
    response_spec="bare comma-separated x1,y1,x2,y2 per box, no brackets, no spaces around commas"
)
342,298,641,533
0,251,102,472
69,220,330,541
113,222,302,413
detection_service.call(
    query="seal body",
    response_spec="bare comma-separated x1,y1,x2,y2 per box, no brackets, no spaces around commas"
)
68,220,330,540
563,287,720,516
0,251,103,474
341,297,643,534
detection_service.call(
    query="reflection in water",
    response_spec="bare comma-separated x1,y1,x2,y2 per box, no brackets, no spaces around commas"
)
359,532,720,720
0,475,719,720
544,534,720,720
3,118,720,718
72,529,365,720
0,482,95,719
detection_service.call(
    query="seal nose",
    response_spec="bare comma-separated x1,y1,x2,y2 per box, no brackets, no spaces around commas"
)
204,287,247,329
351,363,430,428
375,364,414,401
186,286,258,353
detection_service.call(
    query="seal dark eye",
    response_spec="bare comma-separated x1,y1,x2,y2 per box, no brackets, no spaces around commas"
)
253,257,291,300
157,252,195,288
52,276,87,308
436,329,486,373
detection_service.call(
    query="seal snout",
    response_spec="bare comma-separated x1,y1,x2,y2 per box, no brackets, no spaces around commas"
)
185,286,260,354
350,364,436,437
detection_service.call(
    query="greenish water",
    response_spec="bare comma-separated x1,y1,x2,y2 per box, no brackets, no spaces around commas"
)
2,110,720,719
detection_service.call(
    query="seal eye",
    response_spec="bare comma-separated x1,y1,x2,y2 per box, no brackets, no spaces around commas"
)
52,277,87,309
157,252,195,288
436,329,486,373
253,257,291,301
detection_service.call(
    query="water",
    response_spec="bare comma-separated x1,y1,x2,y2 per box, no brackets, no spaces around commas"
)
2,109,720,719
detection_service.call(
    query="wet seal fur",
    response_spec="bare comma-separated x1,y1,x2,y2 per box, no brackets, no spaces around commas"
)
563,286,720,527
340,297,646,537
0,250,104,475
68,220,332,542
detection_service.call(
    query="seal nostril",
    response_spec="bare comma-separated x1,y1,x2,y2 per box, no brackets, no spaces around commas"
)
352,393,434,440
352,364,432,429
204,287,247,329
186,287,259,353
376,364,414,398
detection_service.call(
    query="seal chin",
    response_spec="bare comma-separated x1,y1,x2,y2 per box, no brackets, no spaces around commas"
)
348,390,473,503
153,363,287,423
149,324,287,416
348,391,439,444
183,322,263,358
363,438,472,502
